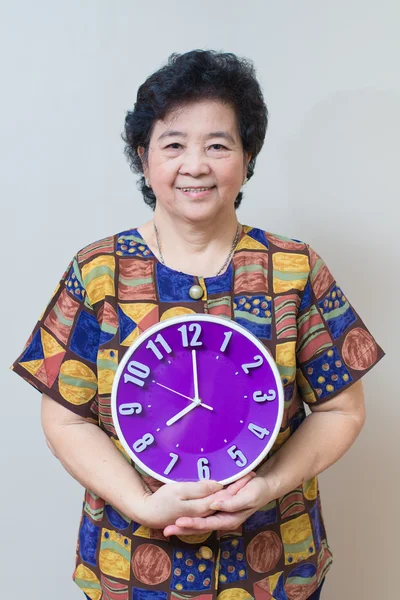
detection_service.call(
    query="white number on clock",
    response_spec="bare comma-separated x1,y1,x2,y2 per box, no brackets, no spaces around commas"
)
133,433,154,453
242,355,264,374
227,445,247,467
124,361,150,387
118,402,142,415
253,390,276,403
178,323,203,347
164,452,179,475
220,331,233,353
248,423,270,439
146,334,172,360
197,457,210,479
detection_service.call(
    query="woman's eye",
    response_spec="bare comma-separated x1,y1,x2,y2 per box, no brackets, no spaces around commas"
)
166,143,181,150
209,144,227,151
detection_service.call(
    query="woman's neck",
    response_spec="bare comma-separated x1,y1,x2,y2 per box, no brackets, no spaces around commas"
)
139,207,240,278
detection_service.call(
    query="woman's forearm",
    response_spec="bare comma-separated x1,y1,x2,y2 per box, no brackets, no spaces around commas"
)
258,384,366,499
45,419,150,523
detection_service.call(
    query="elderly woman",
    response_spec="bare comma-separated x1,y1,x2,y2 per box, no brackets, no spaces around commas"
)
11,50,384,600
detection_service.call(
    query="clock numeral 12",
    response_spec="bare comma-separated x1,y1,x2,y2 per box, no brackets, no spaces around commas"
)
124,361,150,387
118,402,142,415
132,433,154,453
164,452,179,475
178,323,202,347
197,457,210,480
146,334,172,360
253,390,276,403
227,445,247,467
248,423,270,439
242,355,264,374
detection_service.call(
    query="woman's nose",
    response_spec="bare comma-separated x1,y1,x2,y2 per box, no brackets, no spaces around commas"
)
178,150,211,177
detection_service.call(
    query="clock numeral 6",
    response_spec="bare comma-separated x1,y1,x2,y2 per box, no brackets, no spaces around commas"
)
132,433,154,453
197,457,210,480
164,452,179,476
227,445,248,467
253,390,276,403
178,323,203,348
118,402,142,415
124,361,150,387
248,423,270,439
242,355,264,374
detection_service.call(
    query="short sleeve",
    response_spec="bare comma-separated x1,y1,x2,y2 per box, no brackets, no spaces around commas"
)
10,254,101,422
296,245,385,405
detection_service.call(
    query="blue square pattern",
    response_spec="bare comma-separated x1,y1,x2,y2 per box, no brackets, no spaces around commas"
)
234,294,272,339
305,347,353,400
170,547,213,592
318,284,356,340
219,537,248,584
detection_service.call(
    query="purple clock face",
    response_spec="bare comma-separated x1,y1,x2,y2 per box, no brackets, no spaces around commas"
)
111,315,284,484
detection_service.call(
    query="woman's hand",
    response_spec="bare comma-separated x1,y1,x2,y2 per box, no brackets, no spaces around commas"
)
163,474,271,537
139,472,255,530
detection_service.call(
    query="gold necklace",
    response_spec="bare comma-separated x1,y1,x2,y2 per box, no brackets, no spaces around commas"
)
153,221,241,277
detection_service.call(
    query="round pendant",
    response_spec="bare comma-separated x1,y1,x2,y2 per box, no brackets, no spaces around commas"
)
189,284,204,300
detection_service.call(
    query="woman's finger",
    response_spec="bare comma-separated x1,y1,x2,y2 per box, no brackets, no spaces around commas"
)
224,472,256,495
179,480,223,499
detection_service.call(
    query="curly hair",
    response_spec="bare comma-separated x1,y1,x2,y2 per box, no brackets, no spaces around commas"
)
122,49,268,210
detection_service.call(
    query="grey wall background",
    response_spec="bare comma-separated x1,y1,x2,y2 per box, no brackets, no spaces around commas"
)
2,1,398,597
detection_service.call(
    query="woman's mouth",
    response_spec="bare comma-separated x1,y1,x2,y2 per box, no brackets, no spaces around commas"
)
177,186,215,198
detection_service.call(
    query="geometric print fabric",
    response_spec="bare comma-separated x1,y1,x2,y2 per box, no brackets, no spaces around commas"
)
10,224,385,600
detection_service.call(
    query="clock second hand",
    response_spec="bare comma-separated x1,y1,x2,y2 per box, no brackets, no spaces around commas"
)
153,381,213,411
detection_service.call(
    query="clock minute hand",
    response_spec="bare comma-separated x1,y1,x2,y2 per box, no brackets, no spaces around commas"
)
166,400,200,426
153,381,213,411
192,349,200,400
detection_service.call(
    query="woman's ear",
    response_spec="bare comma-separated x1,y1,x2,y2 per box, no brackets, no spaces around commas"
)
138,146,148,178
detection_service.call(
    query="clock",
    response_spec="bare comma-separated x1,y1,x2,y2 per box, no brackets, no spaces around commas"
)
111,314,284,485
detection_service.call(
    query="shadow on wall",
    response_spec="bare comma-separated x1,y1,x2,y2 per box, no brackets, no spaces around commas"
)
284,89,399,597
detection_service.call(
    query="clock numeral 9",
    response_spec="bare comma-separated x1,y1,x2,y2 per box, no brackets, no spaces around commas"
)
197,457,210,480
248,423,270,439
178,323,203,347
146,334,172,361
118,402,142,415
227,445,247,467
242,355,264,374
132,433,154,453
164,452,179,475
124,361,150,387
253,390,276,403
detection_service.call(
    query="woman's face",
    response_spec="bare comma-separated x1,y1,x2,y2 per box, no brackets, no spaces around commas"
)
138,100,250,223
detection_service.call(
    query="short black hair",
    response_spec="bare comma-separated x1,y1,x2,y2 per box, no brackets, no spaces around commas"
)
122,49,268,210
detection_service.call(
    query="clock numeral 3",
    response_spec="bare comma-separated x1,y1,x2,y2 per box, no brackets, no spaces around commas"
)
242,355,264,374
164,452,179,475
178,323,203,347
197,457,210,480
253,390,276,403
133,433,155,453
118,402,142,415
124,361,150,387
146,334,172,361
248,423,270,439
227,445,247,467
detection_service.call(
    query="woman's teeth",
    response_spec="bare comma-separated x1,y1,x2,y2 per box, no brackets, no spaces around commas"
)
179,187,213,192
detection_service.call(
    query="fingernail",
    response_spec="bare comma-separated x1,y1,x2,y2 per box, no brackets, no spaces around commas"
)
209,502,222,510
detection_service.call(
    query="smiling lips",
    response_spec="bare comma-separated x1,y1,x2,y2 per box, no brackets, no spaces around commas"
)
177,186,215,194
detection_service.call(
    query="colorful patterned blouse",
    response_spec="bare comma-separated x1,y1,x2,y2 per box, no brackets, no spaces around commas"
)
11,225,384,600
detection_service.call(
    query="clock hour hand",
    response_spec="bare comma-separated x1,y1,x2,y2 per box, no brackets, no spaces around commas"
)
153,381,213,411
166,399,200,426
